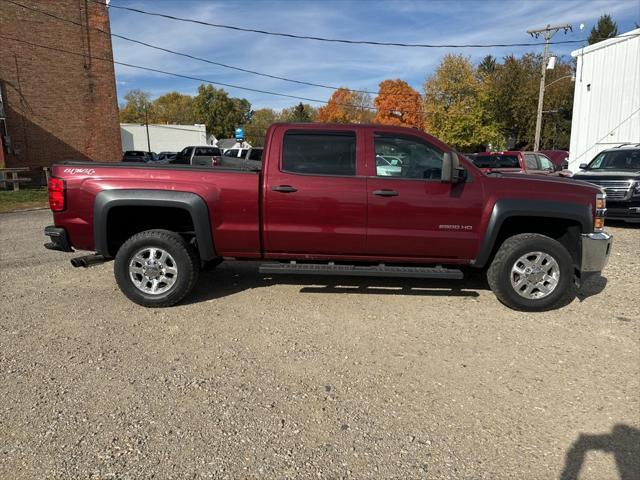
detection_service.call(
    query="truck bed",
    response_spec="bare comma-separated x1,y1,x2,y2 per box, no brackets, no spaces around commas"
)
51,161,262,258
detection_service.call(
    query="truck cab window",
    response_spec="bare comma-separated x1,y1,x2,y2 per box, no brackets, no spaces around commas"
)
282,132,356,176
374,134,443,179
537,155,554,170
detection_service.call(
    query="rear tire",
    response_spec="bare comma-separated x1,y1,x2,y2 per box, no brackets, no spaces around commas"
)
114,229,199,307
487,233,576,311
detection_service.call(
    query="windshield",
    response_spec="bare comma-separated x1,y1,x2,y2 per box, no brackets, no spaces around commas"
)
588,150,640,170
473,154,520,169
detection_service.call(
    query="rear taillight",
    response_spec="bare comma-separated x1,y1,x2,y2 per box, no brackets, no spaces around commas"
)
212,156,221,166
48,177,66,212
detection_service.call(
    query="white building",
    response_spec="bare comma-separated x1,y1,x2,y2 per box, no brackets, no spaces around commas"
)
568,29,640,170
120,123,207,152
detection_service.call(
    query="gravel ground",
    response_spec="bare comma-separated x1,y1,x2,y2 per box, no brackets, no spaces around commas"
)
1,209,638,480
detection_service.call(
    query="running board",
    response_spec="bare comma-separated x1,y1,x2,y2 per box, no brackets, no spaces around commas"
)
259,262,463,279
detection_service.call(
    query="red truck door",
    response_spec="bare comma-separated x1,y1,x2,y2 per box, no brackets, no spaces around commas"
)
262,127,367,256
365,131,484,260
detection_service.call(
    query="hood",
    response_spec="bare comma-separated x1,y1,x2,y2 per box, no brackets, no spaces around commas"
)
572,170,640,180
485,171,601,194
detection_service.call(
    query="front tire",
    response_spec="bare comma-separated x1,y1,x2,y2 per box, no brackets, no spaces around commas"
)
487,233,576,311
114,229,199,307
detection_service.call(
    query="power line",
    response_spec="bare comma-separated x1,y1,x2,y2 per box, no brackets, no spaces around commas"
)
3,0,417,98
5,0,636,105
89,0,599,49
2,0,366,95
0,34,425,117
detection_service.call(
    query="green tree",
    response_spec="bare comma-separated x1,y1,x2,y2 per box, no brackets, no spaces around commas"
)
153,92,195,124
193,84,252,139
245,108,280,146
119,89,155,123
484,54,574,150
280,102,316,122
588,14,618,45
478,55,497,76
423,54,503,151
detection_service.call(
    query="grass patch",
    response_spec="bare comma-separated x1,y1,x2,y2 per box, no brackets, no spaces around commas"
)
0,188,49,213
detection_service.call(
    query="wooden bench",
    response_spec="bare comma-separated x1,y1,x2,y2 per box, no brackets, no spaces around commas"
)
0,167,31,191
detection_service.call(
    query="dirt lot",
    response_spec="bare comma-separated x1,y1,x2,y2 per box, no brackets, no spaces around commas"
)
0,209,638,479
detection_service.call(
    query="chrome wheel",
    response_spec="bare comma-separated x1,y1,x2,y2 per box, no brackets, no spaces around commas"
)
129,247,178,295
510,251,560,300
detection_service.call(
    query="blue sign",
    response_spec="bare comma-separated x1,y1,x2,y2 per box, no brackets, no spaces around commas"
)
235,127,244,141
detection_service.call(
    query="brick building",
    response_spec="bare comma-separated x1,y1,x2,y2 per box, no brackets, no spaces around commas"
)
0,0,121,184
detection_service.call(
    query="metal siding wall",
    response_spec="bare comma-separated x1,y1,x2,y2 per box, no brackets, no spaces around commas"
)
119,125,208,152
569,30,640,171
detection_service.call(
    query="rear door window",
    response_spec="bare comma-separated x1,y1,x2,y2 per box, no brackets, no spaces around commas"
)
282,131,356,176
524,154,539,170
473,154,520,169
195,147,220,156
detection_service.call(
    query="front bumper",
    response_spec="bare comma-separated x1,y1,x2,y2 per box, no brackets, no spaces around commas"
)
44,226,73,252
580,231,612,273
606,202,640,223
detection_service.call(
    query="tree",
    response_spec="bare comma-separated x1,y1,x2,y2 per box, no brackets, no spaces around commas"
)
192,84,252,139
119,90,155,123
588,14,618,45
280,102,316,122
483,54,574,150
423,54,503,150
244,108,280,146
316,88,373,123
153,92,195,124
373,79,423,128
478,55,497,76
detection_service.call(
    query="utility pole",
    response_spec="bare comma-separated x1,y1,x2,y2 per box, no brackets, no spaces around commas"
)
144,105,151,153
527,23,572,151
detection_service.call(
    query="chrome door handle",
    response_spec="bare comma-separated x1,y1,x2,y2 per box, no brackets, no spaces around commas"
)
272,185,298,193
373,190,399,197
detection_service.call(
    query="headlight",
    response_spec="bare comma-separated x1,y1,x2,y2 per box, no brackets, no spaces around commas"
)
594,192,606,232
633,182,640,197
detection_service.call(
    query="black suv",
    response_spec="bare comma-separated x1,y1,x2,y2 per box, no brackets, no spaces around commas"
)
572,145,640,223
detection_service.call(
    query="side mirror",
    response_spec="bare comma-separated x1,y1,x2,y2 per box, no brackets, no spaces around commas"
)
442,151,464,183
579,163,588,170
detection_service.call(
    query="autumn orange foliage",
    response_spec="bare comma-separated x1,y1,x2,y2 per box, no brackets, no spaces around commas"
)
373,79,424,129
316,88,374,123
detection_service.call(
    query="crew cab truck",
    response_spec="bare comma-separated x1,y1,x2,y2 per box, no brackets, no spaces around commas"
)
44,123,612,311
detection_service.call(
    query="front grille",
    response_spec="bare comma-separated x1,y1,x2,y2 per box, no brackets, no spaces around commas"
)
586,180,634,200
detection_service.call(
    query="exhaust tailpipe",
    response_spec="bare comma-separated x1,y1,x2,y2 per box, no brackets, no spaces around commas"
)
70,254,107,268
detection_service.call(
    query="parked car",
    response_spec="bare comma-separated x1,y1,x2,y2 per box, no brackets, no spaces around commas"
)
472,151,569,176
223,147,251,159
156,152,177,162
538,150,570,170
375,155,402,176
571,144,640,223
122,151,154,162
172,146,222,167
44,123,611,311
218,147,263,170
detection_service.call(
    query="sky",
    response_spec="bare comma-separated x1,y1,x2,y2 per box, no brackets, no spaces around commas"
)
109,0,640,110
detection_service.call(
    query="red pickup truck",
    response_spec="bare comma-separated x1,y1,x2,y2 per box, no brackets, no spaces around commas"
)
471,151,570,176
44,123,612,311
